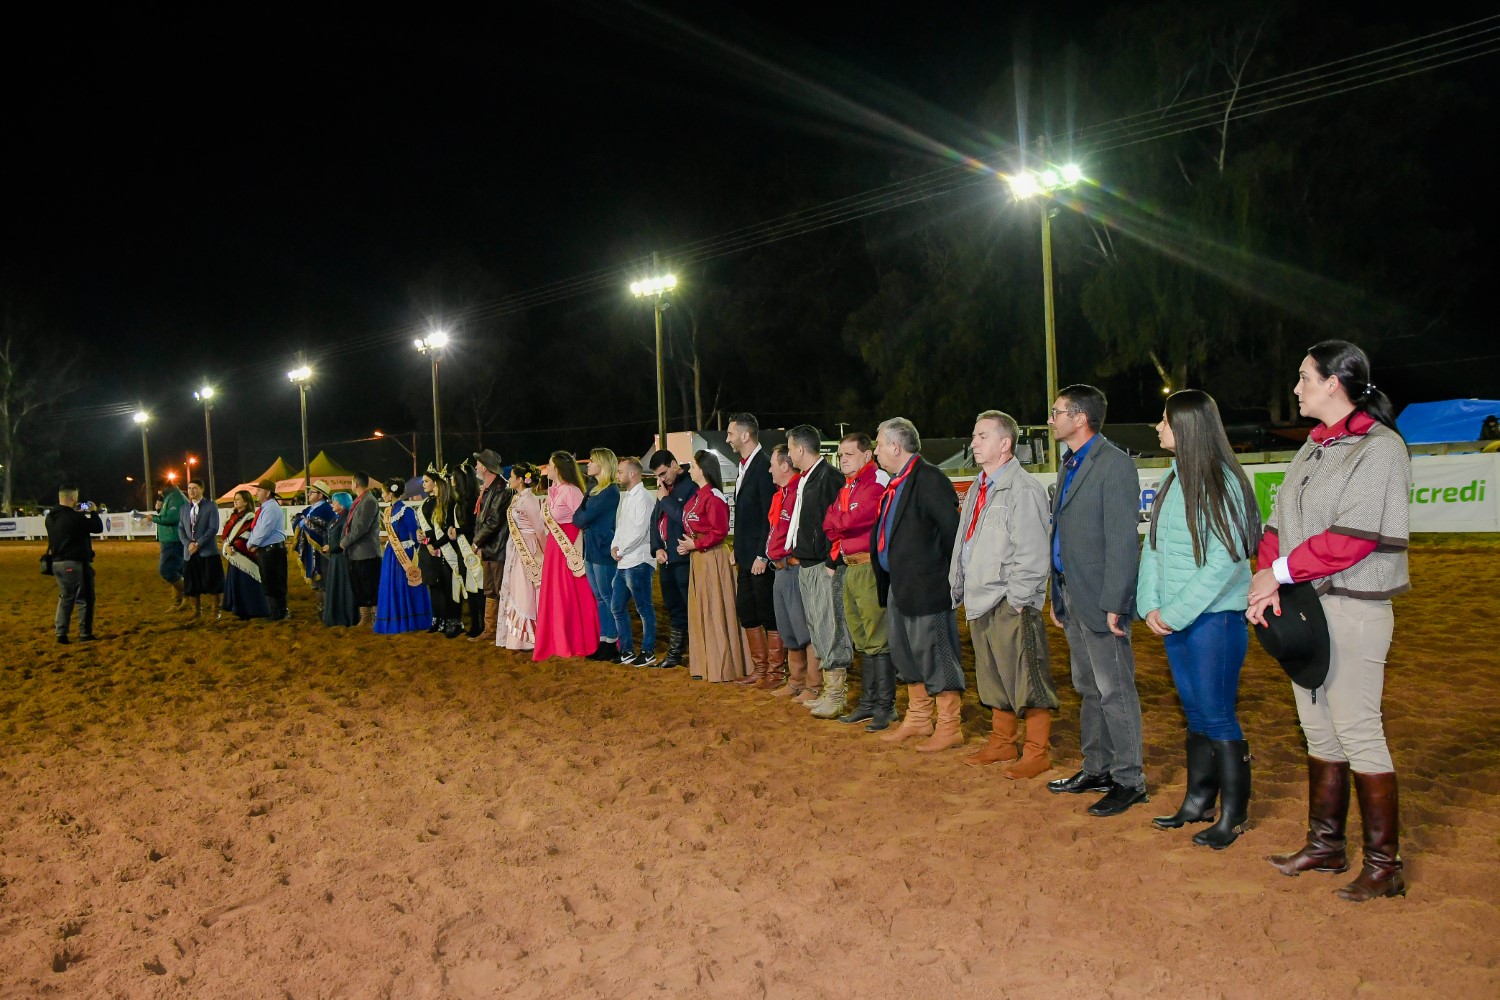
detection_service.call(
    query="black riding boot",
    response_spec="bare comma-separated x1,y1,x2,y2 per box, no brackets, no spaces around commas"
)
1152,732,1219,830
863,653,899,732
838,656,877,725
1194,740,1251,849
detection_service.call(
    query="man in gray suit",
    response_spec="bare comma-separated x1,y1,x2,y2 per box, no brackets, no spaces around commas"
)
1044,385,1149,817
343,471,383,628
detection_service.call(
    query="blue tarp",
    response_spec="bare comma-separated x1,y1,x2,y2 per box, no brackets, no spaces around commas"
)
1395,399,1500,444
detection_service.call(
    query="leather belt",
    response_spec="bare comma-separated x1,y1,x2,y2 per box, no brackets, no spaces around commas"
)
770,558,788,570
785,556,802,566
843,551,871,565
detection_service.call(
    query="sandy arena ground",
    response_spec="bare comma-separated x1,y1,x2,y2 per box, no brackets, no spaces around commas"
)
2,539,1498,999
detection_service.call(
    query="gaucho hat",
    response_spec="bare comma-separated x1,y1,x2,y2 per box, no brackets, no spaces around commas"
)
1253,582,1331,692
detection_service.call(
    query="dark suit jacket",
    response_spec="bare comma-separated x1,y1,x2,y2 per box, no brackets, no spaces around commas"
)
343,490,382,561
177,499,220,557
870,457,959,615
789,458,842,567
1050,434,1141,633
731,447,774,563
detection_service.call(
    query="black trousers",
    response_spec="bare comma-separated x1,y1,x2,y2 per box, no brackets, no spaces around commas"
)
351,558,381,608
462,588,486,635
659,560,690,633
258,545,288,619
734,560,776,630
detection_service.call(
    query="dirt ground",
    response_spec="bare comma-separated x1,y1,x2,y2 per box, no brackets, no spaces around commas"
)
2,538,1497,999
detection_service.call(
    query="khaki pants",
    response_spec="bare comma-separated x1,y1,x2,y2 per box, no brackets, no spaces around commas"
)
971,603,1057,712
1294,594,1395,774
842,560,888,655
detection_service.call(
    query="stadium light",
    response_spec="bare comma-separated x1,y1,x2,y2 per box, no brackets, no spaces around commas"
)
631,261,677,454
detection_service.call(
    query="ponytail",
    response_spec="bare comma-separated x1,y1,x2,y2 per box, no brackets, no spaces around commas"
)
1307,339,1402,438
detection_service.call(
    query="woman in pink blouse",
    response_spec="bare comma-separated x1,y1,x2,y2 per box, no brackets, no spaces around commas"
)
532,451,601,661
678,450,752,681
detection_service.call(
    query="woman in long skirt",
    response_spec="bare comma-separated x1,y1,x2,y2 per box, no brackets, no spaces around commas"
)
321,492,359,627
498,463,544,651
375,477,433,634
678,450,752,681
532,452,600,661
220,490,269,621
416,470,463,637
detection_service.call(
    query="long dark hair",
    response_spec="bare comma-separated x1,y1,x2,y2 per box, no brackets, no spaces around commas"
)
1149,389,1261,565
693,450,724,492
1307,339,1401,436
424,473,452,530
549,451,586,492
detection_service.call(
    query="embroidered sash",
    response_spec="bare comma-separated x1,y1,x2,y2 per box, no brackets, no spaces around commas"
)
508,502,543,587
416,501,465,602
541,498,587,578
383,504,422,587
221,514,261,583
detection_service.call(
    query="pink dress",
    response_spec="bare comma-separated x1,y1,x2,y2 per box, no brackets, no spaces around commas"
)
532,483,601,661
498,489,544,651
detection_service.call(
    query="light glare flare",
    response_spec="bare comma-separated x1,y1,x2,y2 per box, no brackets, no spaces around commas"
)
133,411,149,424
288,366,313,383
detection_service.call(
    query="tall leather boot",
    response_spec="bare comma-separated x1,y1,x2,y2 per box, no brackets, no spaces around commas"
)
756,631,787,690
466,593,486,638
660,628,687,668
1336,772,1406,901
838,657,877,724
359,606,375,629
1268,756,1351,876
881,684,934,744
773,647,805,697
794,647,822,704
864,654,899,732
469,602,499,643
963,708,1019,767
809,668,848,719
1006,709,1053,779
1153,733,1219,829
916,691,964,752
1194,739,1251,849
736,627,769,685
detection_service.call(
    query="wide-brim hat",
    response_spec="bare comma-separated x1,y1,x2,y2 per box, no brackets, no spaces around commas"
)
256,479,277,493
474,449,504,474
311,479,334,496
1253,582,1330,691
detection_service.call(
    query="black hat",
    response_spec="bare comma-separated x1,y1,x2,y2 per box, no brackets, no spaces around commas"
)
1253,582,1330,691
474,449,504,474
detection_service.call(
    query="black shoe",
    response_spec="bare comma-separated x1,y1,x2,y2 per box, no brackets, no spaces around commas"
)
79,635,98,642
442,618,465,639
1088,783,1150,817
56,635,70,644
427,618,442,634
589,640,620,662
1048,769,1113,795
616,650,638,665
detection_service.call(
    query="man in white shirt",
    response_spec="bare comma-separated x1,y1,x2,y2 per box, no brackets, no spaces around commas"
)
610,456,658,666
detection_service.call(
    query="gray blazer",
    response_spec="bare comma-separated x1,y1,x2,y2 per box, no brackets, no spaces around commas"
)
177,499,220,558
342,490,382,561
1050,434,1141,633
949,458,1052,618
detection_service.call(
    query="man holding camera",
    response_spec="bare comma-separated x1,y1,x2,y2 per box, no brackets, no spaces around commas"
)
45,488,104,644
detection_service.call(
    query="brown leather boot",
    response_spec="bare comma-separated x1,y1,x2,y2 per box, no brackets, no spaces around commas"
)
794,647,822,704
963,708,1020,767
756,631,787,690
916,691,964,752
1006,709,1054,779
1336,771,1406,901
736,627,768,685
1268,756,1351,876
773,647,805,697
880,684,935,744
359,606,375,629
468,603,498,642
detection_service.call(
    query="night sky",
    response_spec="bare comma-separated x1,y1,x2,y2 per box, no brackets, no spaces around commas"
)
5,2,1496,507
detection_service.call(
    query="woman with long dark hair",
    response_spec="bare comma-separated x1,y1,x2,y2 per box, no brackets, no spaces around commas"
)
532,451,601,660
1138,390,1261,848
219,490,269,621
416,469,463,638
498,463,545,651
677,450,752,681
448,461,487,638
1250,340,1410,901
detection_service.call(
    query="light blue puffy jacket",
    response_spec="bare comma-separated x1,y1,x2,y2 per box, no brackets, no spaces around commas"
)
1136,462,1252,631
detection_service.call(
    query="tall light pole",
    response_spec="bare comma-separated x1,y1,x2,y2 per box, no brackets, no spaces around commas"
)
630,260,676,456
194,385,217,500
374,429,419,480
1007,162,1084,471
288,366,314,503
132,410,151,509
414,330,448,469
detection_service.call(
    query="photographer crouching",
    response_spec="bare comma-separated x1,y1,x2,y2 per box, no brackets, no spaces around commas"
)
44,487,104,644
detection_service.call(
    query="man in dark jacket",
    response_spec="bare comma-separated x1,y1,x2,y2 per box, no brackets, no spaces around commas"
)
786,424,849,708
1044,384,1148,818
45,487,104,643
471,449,514,643
649,450,698,667
343,472,383,628
726,413,779,687
870,418,963,752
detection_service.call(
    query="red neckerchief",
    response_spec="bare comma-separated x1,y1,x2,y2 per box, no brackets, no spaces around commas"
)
876,456,918,554
1310,409,1376,445
474,480,488,516
964,472,990,543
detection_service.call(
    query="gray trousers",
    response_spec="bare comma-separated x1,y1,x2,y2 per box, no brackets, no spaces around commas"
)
773,563,811,649
799,563,853,669
888,589,965,695
1060,584,1144,789
53,560,96,638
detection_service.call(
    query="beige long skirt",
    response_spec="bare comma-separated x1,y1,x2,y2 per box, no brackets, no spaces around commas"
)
687,545,753,682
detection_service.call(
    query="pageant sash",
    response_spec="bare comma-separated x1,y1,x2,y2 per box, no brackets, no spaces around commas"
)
508,502,543,587
541,499,588,578
383,504,423,587
416,502,465,602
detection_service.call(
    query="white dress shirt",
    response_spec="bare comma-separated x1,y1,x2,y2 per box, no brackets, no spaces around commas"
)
611,482,655,570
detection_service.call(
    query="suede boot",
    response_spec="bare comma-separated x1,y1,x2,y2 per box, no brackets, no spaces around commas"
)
864,654,899,732
963,708,1020,767
809,668,848,719
359,606,375,629
1194,739,1251,849
1153,733,1219,829
756,631,787,690
736,627,769,685
1006,709,1053,779
794,647,822,704
915,691,964,752
1336,772,1406,901
1268,756,1351,876
838,657,877,724
469,603,499,643
880,684,934,744
773,647,805,697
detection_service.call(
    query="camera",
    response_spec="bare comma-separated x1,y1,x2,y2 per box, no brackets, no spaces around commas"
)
78,502,93,512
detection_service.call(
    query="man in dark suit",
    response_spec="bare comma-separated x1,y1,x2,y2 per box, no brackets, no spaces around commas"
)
343,471,383,629
869,417,964,752
1044,384,1149,817
726,413,780,687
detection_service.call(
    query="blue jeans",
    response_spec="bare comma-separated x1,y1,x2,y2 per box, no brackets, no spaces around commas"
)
585,561,618,640
1162,609,1248,741
611,563,657,654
